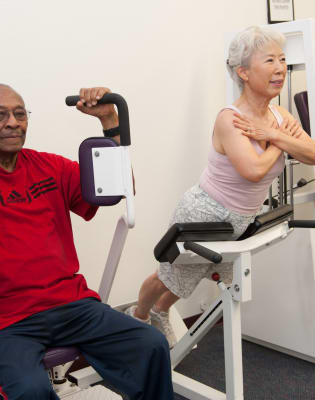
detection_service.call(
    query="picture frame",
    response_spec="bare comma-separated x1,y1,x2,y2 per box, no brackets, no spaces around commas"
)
267,0,295,24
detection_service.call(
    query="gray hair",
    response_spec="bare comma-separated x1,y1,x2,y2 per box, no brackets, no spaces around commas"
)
226,26,286,90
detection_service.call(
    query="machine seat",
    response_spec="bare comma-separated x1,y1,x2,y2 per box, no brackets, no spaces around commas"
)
43,346,81,369
154,222,234,263
154,205,293,264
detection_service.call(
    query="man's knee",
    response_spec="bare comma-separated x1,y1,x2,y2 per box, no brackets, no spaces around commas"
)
143,324,170,354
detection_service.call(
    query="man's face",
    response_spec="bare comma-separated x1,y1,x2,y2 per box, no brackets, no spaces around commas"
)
0,86,28,156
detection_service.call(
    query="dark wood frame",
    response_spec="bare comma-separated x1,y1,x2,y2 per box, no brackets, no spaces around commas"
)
267,0,295,24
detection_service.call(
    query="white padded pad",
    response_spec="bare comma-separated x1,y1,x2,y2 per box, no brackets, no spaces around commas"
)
64,385,122,400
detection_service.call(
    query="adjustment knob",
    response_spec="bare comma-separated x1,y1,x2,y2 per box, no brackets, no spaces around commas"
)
212,272,220,281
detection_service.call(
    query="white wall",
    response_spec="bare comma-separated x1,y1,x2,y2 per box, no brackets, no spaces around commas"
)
1,0,315,318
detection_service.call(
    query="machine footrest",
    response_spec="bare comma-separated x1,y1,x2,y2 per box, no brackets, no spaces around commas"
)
63,385,122,399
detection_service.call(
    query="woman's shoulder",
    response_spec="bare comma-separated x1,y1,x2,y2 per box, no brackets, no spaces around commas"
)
270,104,291,119
215,107,237,127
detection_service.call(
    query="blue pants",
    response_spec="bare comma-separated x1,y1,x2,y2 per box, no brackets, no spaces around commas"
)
0,298,174,400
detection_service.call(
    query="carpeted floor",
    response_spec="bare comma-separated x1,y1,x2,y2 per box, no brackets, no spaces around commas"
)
173,323,315,400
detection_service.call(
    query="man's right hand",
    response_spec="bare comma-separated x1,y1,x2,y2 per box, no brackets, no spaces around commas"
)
76,87,119,130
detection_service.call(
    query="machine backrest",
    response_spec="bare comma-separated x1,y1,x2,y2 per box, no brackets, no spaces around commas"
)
237,204,293,240
79,137,123,206
294,91,311,136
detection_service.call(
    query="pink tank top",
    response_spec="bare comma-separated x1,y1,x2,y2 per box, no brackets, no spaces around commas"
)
199,105,285,215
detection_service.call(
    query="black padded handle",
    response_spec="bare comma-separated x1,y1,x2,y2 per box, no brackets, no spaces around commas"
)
65,93,131,146
183,242,222,264
288,220,315,229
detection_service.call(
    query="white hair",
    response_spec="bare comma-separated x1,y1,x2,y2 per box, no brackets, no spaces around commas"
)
226,26,286,90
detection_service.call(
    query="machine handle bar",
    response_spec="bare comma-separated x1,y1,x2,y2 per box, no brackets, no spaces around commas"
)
183,241,222,264
65,93,131,146
288,220,315,229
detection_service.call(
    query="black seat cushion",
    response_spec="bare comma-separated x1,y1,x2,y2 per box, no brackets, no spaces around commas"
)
154,222,233,263
237,204,293,240
154,205,293,264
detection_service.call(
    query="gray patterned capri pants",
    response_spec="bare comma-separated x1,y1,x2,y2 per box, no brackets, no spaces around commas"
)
158,184,257,298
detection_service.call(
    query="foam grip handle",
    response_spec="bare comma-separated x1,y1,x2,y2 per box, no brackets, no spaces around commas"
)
183,242,222,264
288,220,315,229
65,93,131,146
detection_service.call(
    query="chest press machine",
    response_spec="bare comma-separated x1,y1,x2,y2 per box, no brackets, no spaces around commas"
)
42,93,134,399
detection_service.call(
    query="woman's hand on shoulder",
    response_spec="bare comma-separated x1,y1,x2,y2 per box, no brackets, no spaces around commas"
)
276,105,310,142
279,117,304,138
270,105,315,164
232,113,278,141
214,109,253,156
233,108,305,142
214,110,280,182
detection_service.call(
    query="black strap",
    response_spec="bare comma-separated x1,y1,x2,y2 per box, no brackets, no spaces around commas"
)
103,126,120,138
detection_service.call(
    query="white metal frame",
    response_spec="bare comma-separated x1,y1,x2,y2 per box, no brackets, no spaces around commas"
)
53,143,135,399
96,144,135,304
171,221,293,400
69,220,294,399
225,18,315,365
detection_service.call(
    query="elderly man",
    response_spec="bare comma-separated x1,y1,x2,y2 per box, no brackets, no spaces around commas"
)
0,84,173,400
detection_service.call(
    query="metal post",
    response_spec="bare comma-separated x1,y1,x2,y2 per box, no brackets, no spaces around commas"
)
268,186,273,210
223,290,244,400
289,161,294,215
278,175,284,206
287,66,293,113
287,65,295,213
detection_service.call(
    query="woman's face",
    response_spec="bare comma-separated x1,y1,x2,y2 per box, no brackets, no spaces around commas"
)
242,41,287,98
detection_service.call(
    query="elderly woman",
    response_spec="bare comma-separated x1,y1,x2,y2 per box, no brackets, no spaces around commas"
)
126,26,315,347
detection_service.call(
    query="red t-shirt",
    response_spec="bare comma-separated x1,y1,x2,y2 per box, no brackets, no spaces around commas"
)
0,148,100,330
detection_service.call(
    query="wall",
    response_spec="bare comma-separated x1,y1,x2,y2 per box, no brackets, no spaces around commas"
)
1,0,315,319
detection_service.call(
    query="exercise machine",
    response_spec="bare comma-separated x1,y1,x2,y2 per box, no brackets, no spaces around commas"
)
230,20,315,364
154,205,315,400
44,93,134,399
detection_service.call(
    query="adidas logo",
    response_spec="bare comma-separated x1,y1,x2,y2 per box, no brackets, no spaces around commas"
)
29,177,58,199
0,177,58,207
7,190,27,204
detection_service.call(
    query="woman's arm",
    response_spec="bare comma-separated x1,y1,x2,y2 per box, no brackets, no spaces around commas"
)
233,106,315,165
271,131,315,164
215,110,282,182
273,106,315,164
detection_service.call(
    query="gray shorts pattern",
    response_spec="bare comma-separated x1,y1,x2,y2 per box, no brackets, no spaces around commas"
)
158,185,257,299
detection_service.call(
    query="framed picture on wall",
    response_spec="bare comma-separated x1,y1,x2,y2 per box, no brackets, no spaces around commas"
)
267,0,295,24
